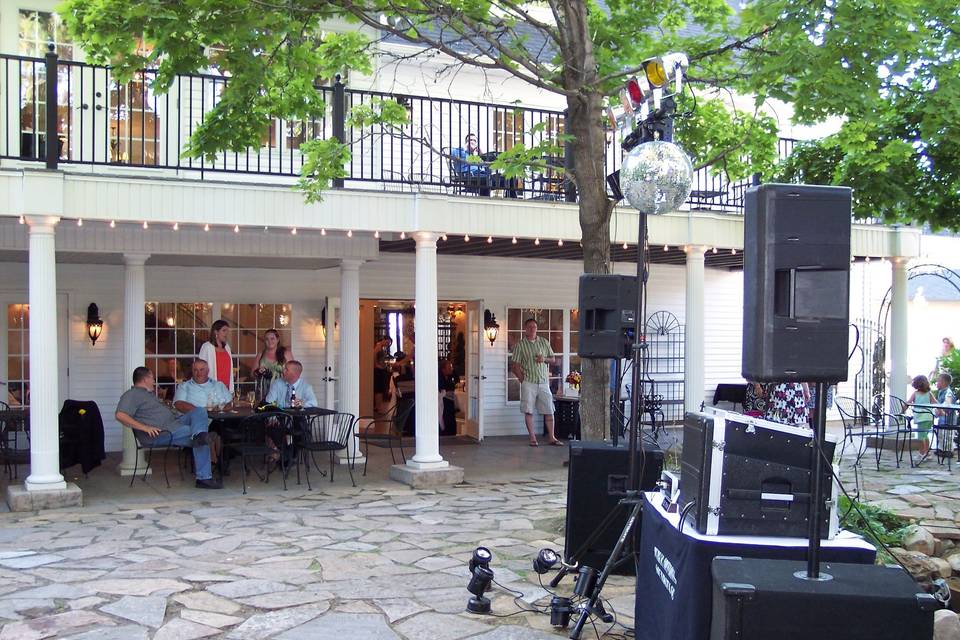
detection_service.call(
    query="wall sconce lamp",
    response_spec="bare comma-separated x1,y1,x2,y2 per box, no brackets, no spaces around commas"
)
483,310,500,346
86,303,104,346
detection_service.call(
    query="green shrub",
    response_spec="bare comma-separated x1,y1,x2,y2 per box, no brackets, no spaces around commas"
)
838,495,910,549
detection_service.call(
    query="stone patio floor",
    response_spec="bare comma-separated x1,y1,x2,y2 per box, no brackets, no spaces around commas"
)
0,438,638,640
2,428,960,639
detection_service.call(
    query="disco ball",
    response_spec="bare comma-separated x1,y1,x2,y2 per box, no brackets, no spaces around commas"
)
619,140,694,215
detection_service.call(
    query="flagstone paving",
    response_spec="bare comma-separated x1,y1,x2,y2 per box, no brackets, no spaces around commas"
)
0,474,636,639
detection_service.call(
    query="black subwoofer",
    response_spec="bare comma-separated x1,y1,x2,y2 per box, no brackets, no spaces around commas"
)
564,440,663,575
742,183,852,383
710,556,936,640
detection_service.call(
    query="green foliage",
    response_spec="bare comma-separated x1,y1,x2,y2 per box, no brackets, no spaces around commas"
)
838,495,910,556
297,139,351,204
938,348,960,397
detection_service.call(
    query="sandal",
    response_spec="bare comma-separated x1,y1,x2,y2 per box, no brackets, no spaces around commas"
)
529,441,539,447
549,440,565,446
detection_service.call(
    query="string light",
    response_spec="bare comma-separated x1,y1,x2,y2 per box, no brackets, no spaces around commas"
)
712,247,718,254
623,242,629,250
864,256,871,263
109,220,116,228
263,226,269,232
18,216,24,224
487,236,493,244
77,218,83,227
534,238,540,246
347,229,353,237
291,227,298,235
400,231,406,239
441,234,448,241
142,221,149,229
203,223,210,232
464,234,470,242
374,230,380,238
731,248,737,255
173,222,179,231
321,228,326,236
234,225,240,233
663,245,669,251
512,237,517,244
558,238,563,247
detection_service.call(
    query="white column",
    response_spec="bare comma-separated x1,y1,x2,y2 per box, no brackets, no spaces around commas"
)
409,231,447,469
684,247,706,414
889,257,909,408
24,216,66,491
337,259,364,464
119,253,150,476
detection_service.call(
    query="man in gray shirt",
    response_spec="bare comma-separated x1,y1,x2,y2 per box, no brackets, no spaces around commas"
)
116,366,221,489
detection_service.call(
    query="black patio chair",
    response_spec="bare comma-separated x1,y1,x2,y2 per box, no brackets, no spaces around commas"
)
0,404,30,482
835,396,902,470
300,412,357,488
128,427,192,489
358,398,416,476
223,411,294,495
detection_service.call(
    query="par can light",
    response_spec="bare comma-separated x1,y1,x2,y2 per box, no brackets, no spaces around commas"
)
469,547,492,574
533,548,560,575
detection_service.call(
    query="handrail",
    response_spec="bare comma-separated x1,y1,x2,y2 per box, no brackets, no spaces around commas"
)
0,50,794,211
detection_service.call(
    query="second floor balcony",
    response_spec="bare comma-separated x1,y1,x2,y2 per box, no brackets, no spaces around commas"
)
0,52,795,213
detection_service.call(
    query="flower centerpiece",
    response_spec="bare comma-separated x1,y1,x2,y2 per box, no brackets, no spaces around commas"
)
565,371,581,390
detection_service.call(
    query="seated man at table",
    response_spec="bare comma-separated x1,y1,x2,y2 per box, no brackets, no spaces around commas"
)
450,133,520,198
115,366,222,489
264,360,318,409
173,359,229,466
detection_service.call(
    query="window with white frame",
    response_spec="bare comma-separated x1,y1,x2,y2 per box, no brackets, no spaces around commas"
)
144,302,293,400
506,307,578,401
18,10,74,161
5,304,29,406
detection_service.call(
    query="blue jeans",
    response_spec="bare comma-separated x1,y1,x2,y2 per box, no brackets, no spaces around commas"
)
151,407,212,480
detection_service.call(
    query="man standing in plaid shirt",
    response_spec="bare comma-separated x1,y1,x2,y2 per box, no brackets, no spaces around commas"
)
511,318,562,446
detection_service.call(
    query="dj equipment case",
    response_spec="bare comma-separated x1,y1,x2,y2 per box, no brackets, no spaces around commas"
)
679,408,838,538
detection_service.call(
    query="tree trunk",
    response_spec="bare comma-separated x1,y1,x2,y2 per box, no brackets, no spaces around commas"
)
560,0,616,441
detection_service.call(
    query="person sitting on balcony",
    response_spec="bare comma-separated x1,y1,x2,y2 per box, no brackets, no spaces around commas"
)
115,366,222,489
450,134,520,198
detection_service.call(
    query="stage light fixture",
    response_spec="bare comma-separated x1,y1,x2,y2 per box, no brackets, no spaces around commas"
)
466,546,494,614
532,548,560,574
469,546,492,573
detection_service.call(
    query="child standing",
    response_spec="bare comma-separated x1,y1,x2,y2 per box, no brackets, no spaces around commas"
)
908,375,936,455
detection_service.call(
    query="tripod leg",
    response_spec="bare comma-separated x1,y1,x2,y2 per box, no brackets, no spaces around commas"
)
569,499,644,640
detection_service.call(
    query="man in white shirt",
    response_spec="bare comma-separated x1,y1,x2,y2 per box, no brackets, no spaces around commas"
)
265,360,318,409
173,359,231,413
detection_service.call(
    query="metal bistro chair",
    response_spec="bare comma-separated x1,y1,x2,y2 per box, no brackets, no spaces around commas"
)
359,398,416,477
0,404,30,481
835,396,902,470
224,411,294,495
129,427,193,489
300,412,357,488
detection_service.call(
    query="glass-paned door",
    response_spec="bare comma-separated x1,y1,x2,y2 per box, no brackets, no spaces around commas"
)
464,300,485,441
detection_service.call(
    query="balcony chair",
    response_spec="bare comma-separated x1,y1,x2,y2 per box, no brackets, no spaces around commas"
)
358,398,416,476
300,412,357,488
222,411,294,495
834,396,903,470
128,427,193,489
0,402,30,482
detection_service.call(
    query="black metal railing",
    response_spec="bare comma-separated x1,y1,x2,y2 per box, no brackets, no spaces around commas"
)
1,51,793,210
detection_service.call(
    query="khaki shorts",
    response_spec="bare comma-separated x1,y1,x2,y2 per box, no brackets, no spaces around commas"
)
520,381,554,415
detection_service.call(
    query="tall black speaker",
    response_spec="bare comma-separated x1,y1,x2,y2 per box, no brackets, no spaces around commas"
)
578,274,638,359
564,441,663,575
742,184,852,383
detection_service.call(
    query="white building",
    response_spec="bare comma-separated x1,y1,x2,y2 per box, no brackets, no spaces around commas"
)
0,1,926,507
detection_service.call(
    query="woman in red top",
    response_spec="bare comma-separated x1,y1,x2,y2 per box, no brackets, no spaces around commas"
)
198,320,234,394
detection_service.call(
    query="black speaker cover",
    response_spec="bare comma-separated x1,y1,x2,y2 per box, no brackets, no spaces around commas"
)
710,557,936,640
742,183,852,382
564,440,663,574
578,274,637,359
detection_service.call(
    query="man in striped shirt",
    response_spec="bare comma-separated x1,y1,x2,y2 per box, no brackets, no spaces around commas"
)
511,318,562,446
